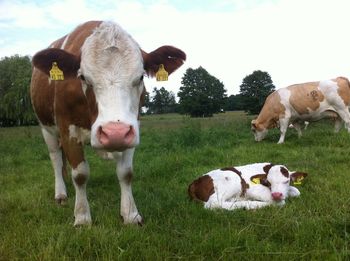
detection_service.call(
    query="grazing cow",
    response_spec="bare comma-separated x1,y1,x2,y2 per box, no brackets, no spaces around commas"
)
188,163,307,210
31,21,186,226
251,77,350,143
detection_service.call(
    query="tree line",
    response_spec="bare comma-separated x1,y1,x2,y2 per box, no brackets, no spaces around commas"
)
0,55,275,126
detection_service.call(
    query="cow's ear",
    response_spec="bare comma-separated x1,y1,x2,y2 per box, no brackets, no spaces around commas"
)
142,46,186,77
290,172,308,185
263,163,274,174
250,174,270,187
32,48,80,79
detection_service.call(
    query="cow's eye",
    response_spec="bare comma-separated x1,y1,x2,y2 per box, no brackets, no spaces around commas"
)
284,180,289,184
140,75,144,81
79,74,86,81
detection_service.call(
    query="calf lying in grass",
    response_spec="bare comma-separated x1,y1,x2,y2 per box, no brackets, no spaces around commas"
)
188,163,307,210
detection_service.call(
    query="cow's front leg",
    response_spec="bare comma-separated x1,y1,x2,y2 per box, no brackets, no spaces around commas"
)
278,118,289,144
61,135,91,226
116,148,143,225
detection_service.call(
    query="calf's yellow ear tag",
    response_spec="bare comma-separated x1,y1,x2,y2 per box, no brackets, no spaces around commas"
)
50,62,64,81
293,176,304,185
156,64,168,81
252,178,260,184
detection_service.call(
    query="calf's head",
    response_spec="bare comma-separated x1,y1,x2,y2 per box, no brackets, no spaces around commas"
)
32,22,186,152
252,164,307,201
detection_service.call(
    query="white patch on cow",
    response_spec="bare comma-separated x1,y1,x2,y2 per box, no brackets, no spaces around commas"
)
79,21,144,151
41,125,67,202
60,34,70,50
72,161,91,226
68,124,91,144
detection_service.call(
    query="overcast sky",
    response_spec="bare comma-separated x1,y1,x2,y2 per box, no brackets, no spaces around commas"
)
1,0,350,96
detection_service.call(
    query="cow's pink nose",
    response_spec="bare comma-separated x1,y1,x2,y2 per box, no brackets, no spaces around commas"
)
272,192,283,201
97,122,135,151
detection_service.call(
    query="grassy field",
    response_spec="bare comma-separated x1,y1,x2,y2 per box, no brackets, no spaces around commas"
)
1,111,350,260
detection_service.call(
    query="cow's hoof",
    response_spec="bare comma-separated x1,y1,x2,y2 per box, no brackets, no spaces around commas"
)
55,194,68,205
121,213,144,226
74,214,92,227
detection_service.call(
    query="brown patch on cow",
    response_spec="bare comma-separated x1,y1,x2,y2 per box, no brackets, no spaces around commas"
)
280,167,289,178
288,82,324,115
254,91,286,130
220,167,249,197
188,175,214,202
125,170,133,184
221,166,241,174
263,164,274,174
62,21,102,55
336,77,350,106
74,173,87,186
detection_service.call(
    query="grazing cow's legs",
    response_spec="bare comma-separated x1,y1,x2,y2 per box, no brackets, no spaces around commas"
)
41,127,67,204
116,148,143,225
292,122,303,138
278,118,290,144
333,108,350,132
60,134,91,226
334,117,343,133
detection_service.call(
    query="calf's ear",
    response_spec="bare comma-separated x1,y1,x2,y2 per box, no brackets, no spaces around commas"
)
32,48,80,79
290,172,308,185
142,46,186,77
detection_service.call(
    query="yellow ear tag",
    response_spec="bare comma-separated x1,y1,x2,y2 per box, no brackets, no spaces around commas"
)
50,62,64,81
293,176,304,185
156,64,168,81
252,178,260,184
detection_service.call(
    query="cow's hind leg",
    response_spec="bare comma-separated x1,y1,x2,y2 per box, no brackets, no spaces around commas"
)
60,134,91,226
41,126,67,204
116,148,143,225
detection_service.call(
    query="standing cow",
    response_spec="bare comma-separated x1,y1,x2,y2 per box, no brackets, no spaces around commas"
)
251,77,350,143
31,21,186,226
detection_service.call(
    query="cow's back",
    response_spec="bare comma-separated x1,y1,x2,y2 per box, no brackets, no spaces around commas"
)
30,21,102,127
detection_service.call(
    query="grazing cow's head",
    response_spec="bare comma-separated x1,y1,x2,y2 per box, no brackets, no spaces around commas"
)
251,119,268,142
32,22,186,152
251,164,308,201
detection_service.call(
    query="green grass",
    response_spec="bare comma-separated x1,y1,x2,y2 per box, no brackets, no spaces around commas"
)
1,112,350,260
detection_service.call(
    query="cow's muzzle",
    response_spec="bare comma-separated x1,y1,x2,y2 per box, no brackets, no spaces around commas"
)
97,122,135,151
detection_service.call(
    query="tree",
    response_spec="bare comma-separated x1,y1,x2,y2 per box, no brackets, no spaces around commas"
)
225,94,245,111
148,87,177,114
178,67,227,117
0,55,37,126
239,70,275,115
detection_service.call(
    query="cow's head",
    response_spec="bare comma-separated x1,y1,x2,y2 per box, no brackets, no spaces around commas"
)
251,164,308,202
32,22,186,152
251,119,268,142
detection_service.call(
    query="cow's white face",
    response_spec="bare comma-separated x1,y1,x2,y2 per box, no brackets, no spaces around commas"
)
266,165,291,201
80,22,145,152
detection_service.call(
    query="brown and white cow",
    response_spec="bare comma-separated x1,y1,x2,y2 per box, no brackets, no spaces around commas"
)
31,21,186,226
188,163,307,210
251,77,350,143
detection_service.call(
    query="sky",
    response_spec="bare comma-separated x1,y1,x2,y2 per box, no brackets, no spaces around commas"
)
1,0,350,96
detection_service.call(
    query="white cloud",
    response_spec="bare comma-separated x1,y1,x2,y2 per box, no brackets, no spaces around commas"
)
1,0,350,96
